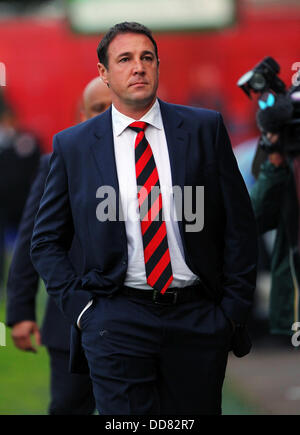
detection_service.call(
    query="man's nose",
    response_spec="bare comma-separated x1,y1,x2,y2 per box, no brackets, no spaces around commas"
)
133,59,145,74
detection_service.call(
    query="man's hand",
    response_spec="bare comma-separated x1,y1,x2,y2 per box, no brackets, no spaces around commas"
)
268,152,286,167
11,321,41,353
264,132,286,168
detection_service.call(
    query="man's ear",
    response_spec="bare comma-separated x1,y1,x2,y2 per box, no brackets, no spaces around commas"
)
97,62,109,87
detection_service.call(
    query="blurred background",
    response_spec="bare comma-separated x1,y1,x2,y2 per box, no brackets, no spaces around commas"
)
0,0,300,415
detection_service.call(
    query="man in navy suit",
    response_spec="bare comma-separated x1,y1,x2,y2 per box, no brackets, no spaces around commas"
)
31,22,257,415
6,77,111,414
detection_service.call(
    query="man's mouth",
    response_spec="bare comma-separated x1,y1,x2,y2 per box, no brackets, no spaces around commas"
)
130,82,148,87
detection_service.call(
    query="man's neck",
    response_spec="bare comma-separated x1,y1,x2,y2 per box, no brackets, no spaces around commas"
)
112,97,157,120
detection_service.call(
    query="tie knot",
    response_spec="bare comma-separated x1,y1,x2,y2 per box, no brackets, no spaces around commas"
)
129,121,148,133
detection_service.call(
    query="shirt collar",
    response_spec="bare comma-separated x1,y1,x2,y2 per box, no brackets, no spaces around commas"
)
111,99,163,137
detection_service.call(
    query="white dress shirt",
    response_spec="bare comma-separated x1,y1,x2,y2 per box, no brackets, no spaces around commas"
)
77,99,198,327
112,99,198,288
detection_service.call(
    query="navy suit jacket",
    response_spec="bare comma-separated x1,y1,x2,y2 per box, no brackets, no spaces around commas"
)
31,100,258,372
6,154,75,351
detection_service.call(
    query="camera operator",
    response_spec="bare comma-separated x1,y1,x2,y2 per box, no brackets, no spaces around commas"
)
250,91,300,336
0,99,40,294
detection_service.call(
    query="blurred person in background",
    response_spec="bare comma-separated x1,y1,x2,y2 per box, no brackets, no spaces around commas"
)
6,77,111,415
0,94,40,295
233,138,272,339
250,90,300,337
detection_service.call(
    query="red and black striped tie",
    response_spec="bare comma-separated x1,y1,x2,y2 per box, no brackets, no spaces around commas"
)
129,121,173,294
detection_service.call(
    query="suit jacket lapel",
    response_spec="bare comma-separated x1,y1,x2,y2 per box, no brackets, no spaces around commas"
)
159,99,189,244
159,99,188,193
90,107,124,223
90,107,119,190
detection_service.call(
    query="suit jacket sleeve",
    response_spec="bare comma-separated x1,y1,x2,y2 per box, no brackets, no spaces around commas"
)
30,136,93,325
6,154,50,326
216,114,258,324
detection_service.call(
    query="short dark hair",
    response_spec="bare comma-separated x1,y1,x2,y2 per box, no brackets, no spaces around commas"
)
97,22,159,69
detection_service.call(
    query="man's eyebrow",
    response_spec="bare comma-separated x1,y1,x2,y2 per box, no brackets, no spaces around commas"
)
117,51,131,59
116,50,155,59
141,50,154,56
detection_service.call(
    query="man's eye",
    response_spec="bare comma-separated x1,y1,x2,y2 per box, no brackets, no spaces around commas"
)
143,56,153,61
120,58,129,63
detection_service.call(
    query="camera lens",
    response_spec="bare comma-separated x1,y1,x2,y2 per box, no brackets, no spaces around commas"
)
237,70,254,87
250,72,266,91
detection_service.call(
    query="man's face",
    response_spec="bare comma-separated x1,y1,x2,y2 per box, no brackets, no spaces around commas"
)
98,32,159,115
81,84,112,121
82,94,111,121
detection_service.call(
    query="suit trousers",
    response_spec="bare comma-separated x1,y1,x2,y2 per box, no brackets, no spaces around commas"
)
47,347,96,415
80,290,233,415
